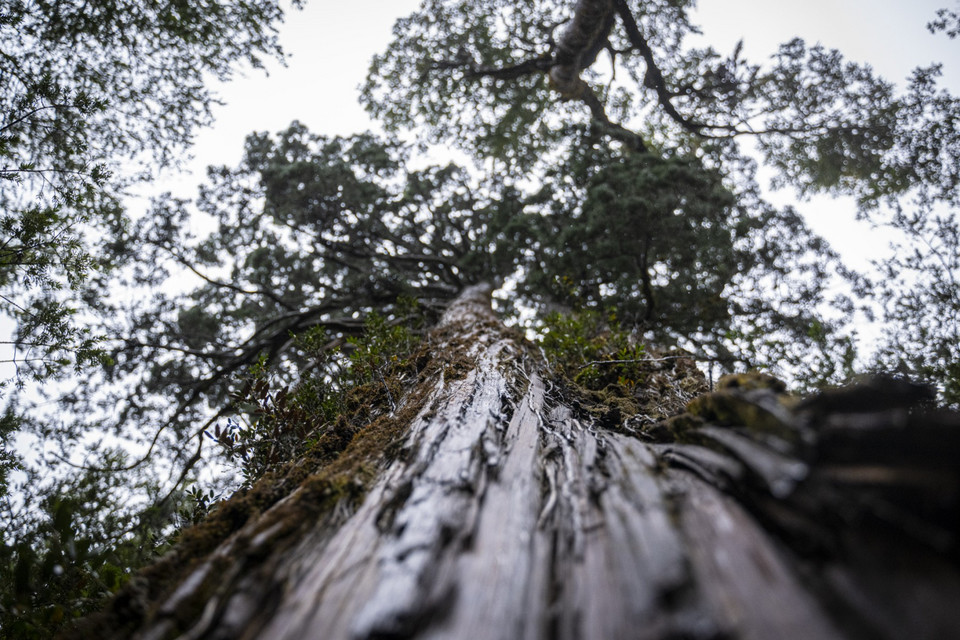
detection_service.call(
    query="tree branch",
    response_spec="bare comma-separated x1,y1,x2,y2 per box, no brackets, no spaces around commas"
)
612,0,704,135
549,0,616,98
579,85,648,151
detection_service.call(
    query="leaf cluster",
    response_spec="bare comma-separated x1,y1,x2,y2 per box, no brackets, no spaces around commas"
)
872,208,960,406
0,0,301,384
205,301,428,487
539,308,649,391
0,459,171,639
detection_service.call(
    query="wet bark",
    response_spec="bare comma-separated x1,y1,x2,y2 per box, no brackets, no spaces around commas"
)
70,285,960,640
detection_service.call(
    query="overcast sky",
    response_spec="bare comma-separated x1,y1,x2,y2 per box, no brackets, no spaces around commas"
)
142,0,958,273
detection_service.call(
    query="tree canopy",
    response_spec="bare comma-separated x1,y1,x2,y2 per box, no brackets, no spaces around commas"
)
0,0,303,384
363,0,958,398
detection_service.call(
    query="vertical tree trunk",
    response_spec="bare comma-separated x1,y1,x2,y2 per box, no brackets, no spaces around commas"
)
69,285,960,640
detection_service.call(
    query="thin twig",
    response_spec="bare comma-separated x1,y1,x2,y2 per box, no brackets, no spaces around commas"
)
577,355,696,369
376,367,397,413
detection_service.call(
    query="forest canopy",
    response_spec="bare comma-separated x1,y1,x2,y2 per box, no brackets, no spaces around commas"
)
1,0,959,636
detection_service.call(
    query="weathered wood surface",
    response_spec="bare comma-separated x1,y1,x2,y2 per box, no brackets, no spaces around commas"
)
71,285,960,639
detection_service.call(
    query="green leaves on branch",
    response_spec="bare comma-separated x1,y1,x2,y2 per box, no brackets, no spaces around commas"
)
518,148,858,385
0,0,302,384
40,125,521,509
362,0,570,169
363,0,957,198
210,303,427,487
528,153,737,331
539,309,649,391
928,6,960,38
758,46,960,215
0,458,171,639
872,208,960,407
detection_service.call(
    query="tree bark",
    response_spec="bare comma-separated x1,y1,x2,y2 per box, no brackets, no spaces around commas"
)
68,285,960,640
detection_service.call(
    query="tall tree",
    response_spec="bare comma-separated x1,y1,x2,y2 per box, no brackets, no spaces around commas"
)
6,0,960,637
24,115,847,539
67,285,960,639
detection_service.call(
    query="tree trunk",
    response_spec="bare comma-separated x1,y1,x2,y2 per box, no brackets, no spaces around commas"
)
68,285,960,640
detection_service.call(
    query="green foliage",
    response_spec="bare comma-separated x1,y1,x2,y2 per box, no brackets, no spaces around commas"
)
0,463,171,639
63,125,520,455
363,0,945,194
512,146,860,385
364,0,957,394
537,306,710,428
929,6,960,38
538,309,650,391
207,301,428,486
347,307,421,387
362,0,572,169
872,208,960,407
0,2,307,630
216,360,343,485
0,0,302,384
0,412,22,497
362,0,701,171
528,152,738,330
177,485,219,529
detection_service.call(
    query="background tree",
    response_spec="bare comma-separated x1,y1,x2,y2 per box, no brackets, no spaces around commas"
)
0,0,303,383
1,1,309,635
872,205,960,405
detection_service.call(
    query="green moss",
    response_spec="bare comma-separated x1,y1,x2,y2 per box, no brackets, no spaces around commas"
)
537,309,709,433
676,371,805,447
715,371,787,393
643,412,706,443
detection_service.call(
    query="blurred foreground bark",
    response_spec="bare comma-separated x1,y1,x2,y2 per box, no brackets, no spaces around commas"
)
67,284,960,639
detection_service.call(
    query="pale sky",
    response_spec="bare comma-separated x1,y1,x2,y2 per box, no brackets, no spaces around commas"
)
696,0,957,85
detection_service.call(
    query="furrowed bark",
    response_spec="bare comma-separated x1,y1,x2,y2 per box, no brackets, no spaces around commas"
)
68,286,960,640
